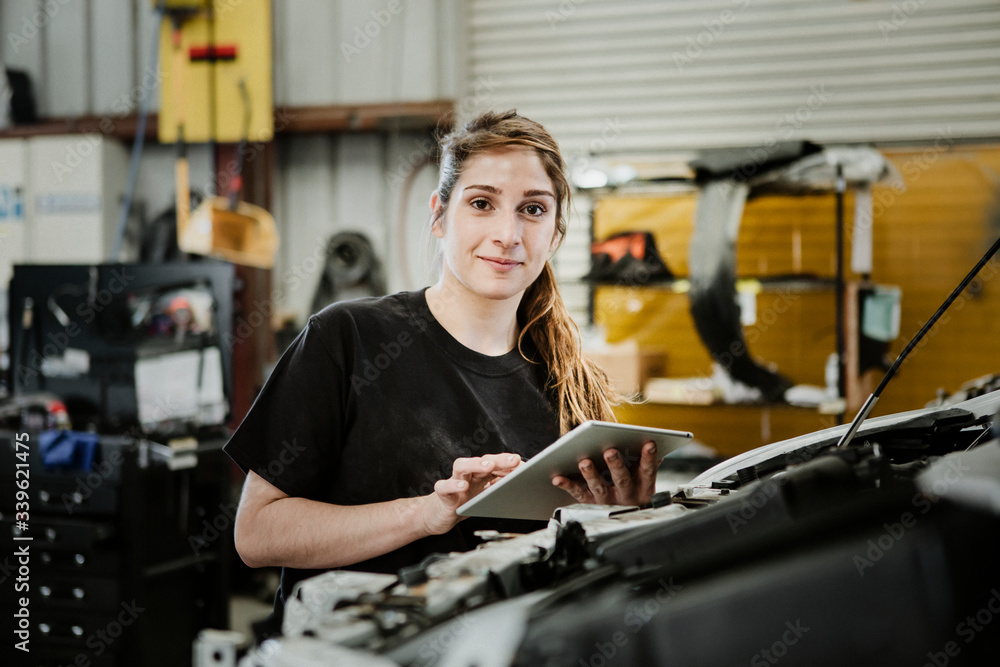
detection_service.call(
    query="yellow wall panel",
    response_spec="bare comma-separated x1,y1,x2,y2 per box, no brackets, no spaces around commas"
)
158,0,273,144
594,196,696,276
593,145,1000,453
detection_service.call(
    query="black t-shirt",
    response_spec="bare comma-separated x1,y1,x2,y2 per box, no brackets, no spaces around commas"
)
224,289,560,612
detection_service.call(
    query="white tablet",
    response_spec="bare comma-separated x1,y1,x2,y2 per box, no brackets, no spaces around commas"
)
457,421,693,521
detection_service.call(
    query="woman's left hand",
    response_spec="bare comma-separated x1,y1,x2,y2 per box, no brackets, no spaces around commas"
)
551,441,660,508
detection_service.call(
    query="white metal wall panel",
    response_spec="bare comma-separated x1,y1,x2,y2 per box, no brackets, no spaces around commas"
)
272,134,383,324
24,135,128,262
274,134,340,322
469,0,1000,155
45,0,89,116
273,0,338,106
132,0,161,113
0,0,153,117
91,0,135,116
333,0,434,104
333,133,388,260
272,130,441,325
1,1,47,113
4,1,456,115
272,0,460,106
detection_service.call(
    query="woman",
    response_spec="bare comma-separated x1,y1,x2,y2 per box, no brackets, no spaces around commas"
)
226,110,661,617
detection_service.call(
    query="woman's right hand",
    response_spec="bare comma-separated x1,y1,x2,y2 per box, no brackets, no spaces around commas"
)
420,453,523,535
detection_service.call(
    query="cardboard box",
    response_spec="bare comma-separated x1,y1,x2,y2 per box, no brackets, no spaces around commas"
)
644,377,720,405
584,342,667,397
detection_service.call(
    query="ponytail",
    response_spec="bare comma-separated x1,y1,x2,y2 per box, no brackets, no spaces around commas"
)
519,263,621,434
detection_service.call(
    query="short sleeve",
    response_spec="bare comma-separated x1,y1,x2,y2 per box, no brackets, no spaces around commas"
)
223,313,351,499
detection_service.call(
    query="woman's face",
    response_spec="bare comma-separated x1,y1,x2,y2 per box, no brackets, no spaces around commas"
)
430,146,562,305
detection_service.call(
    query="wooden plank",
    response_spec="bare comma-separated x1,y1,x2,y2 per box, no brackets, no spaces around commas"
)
0,101,455,140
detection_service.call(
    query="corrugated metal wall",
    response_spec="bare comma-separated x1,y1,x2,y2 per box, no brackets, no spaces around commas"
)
470,0,1000,153
271,130,442,322
268,0,463,321
0,0,461,115
468,0,1000,319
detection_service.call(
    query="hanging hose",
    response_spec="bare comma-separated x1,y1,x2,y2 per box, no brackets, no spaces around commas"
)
228,78,252,210
110,2,166,261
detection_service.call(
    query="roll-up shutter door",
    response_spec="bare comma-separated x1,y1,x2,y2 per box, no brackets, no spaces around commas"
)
469,0,1000,154
468,0,1000,318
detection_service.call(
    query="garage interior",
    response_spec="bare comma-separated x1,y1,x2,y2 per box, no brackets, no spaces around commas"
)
1,1,999,666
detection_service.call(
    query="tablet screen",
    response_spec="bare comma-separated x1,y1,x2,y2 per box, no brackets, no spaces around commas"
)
457,421,693,521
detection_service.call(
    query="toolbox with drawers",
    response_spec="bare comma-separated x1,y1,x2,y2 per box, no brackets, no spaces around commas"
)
1,431,230,666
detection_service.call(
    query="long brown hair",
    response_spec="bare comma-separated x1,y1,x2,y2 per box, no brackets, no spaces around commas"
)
434,109,620,433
